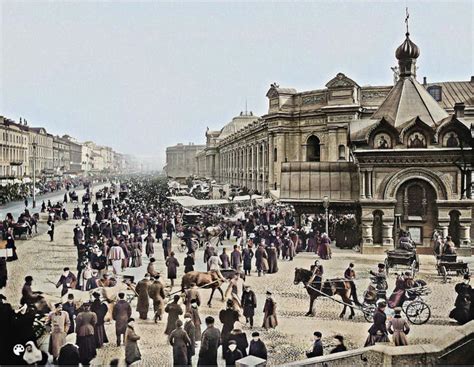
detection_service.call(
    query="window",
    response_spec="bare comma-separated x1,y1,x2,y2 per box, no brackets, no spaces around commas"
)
338,145,345,160
427,85,442,101
306,135,321,162
274,147,277,162
407,184,424,216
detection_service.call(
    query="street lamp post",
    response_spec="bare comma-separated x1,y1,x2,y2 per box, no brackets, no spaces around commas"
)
323,195,330,235
32,140,37,208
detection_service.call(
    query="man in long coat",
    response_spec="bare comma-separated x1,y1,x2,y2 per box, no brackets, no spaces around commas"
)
197,316,221,367
165,252,180,287
169,319,192,366
266,244,278,274
183,313,196,366
241,285,257,328
230,245,242,270
48,303,70,361
125,318,141,365
219,299,240,355
135,275,151,320
165,295,183,335
112,293,132,346
91,292,109,348
148,276,166,322
255,244,268,276
62,294,76,335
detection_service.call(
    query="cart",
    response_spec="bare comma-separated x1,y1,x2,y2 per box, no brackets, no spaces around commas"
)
435,253,469,282
385,249,419,276
363,282,431,325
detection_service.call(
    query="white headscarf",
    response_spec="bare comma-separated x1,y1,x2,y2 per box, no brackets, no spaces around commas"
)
23,341,43,365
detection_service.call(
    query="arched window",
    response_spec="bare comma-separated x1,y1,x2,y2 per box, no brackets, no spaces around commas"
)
274,147,277,162
306,135,320,162
338,145,345,160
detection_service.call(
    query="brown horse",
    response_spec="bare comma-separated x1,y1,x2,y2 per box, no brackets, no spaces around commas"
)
293,268,360,318
181,271,225,306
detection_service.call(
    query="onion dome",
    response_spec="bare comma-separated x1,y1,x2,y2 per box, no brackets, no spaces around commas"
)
396,32,420,60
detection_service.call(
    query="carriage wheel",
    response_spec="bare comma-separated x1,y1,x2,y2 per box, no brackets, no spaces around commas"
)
440,266,447,283
405,301,431,325
385,259,390,275
362,302,376,323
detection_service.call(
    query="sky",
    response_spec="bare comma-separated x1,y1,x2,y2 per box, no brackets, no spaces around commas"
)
1,1,472,167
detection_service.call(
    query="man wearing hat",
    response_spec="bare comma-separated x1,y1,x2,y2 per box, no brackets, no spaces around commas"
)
56,267,77,297
62,294,76,335
169,319,192,366
91,292,109,348
198,316,220,367
135,274,151,320
249,331,267,360
370,263,388,295
112,292,132,346
149,275,166,323
47,303,71,362
165,295,184,335
224,339,243,366
241,285,257,328
125,318,141,365
330,335,347,354
262,291,278,329
219,299,240,355
306,331,323,358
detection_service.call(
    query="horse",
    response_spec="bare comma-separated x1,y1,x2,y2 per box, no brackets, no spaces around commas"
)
293,268,360,318
181,271,225,307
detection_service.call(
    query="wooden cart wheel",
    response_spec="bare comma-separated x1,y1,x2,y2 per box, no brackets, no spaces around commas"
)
362,302,376,323
405,301,431,325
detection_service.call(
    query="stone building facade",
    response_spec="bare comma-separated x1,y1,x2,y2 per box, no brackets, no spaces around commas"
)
165,143,205,180
0,117,29,178
193,30,473,254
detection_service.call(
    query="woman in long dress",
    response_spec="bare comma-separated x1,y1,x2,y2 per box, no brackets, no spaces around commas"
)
364,301,389,346
388,307,410,346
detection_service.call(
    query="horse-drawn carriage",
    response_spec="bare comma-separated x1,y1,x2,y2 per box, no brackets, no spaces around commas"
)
384,249,420,275
435,253,469,282
69,191,79,203
362,277,431,325
13,223,29,239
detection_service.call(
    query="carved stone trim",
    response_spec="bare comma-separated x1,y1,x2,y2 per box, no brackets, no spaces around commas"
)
382,167,451,200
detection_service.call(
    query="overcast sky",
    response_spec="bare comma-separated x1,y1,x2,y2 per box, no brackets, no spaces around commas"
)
1,1,472,166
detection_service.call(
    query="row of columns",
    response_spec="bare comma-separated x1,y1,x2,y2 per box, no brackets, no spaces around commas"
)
360,169,374,199
219,140,269,193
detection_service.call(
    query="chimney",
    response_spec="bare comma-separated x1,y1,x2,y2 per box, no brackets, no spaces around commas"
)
423,76,427,86
454,102,465,118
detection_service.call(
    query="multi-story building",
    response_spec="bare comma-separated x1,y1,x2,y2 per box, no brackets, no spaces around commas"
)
53,135,71,175
193,30,474,255
0,117,29,179
62,135,83,174
165,143,205,180
28,127,54,178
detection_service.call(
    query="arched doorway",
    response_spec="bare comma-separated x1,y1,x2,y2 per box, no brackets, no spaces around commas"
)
394,179,438,246
372,210,384,245
448,210,461,246
306,135,321,162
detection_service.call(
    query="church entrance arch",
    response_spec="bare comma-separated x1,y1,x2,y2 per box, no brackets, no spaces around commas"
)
394,179,438,247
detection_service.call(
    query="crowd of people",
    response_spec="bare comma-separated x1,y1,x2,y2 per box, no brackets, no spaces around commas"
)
0,175,469,366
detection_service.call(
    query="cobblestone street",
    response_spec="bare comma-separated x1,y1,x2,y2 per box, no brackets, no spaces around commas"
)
5,207,473,366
